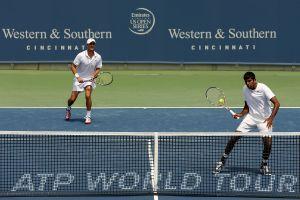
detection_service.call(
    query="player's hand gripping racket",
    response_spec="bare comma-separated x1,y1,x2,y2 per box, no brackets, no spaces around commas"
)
205,87,239,119
77,72,113,86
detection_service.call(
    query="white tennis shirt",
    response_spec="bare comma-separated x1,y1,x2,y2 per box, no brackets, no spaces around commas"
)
243,82,275,122
73,50,102,79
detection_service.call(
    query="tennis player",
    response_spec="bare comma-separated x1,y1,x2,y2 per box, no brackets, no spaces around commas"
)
214,72,280,175
65,38,102,124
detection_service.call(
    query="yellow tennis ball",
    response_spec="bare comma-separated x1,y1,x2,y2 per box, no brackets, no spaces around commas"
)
218,98,225,104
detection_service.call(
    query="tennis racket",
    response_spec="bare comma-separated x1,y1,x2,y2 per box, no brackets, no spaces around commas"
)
79,72,113,86
205,87,239,119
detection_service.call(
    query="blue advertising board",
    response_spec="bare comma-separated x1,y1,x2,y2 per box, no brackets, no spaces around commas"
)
0,0,300,64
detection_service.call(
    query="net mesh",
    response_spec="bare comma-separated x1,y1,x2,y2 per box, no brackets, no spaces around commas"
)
0,131,299,198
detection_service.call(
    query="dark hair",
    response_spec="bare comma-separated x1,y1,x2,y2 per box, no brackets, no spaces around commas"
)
243,71,255,80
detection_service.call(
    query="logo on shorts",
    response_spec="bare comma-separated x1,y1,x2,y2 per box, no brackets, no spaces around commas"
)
129,8,155,35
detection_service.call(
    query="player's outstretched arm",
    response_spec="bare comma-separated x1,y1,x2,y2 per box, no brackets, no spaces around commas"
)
234,101,249,119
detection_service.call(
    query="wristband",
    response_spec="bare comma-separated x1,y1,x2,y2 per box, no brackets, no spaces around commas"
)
75,73,79,78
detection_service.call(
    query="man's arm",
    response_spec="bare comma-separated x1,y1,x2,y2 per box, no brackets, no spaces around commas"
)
92,67,101,79
265,96,280,128
233,101,249,119
70,63,83,83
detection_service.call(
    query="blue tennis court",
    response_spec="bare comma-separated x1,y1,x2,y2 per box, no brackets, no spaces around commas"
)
0,108,299,200
1,107,300,132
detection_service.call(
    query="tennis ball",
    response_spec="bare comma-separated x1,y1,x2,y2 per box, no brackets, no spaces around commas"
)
218,98,225,104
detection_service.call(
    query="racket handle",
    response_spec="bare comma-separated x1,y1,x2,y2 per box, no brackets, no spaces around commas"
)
229,110,240,119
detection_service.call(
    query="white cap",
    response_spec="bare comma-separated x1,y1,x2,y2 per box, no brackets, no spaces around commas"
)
87,38,96,44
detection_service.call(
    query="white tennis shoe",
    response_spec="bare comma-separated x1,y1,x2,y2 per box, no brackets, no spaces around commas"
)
85,116,92,124
65,109,71,121
213,161,225,174
260,164,271,175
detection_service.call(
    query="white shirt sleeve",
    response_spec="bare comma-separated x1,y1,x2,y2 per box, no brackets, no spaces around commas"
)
96,59,102,69
73,53,81,66
263,84,275,100
96,55,102,69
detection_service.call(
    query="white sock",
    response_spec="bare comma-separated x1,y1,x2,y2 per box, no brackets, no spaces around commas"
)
86,110,91,118
261,159,268,165
222,153,229,158
67,106,71,111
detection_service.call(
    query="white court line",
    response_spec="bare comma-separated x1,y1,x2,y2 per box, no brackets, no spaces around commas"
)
0,106,299,109
0,106,239,109
0,131,299,136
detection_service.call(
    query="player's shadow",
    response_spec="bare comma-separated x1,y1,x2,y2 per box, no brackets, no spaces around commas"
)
65,118,85,123
223,166,261,175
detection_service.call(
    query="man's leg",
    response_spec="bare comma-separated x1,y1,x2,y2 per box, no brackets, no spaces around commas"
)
68,91,79,107
223,135,242,161
262,136,272,160
214,134,241,174
214,115,254,174
84,86,92,124
258,122,272,175
65,91,79,120
260,136,272,175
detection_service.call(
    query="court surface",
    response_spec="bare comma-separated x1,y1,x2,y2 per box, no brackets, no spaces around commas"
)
1,107,300,132
0,107,299,200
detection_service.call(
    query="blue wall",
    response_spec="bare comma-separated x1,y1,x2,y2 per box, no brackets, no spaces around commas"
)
0,0,300,64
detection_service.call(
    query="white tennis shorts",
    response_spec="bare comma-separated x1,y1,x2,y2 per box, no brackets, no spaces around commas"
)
236,114,272,134
72,78,96,92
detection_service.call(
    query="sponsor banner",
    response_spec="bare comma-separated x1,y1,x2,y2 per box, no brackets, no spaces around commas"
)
0,0,300,63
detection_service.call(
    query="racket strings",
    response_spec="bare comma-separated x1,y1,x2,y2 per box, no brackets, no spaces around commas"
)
206,88,226,107
96,73,113,85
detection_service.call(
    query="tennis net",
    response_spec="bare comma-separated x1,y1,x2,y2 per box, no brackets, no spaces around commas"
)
0,131,299,198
